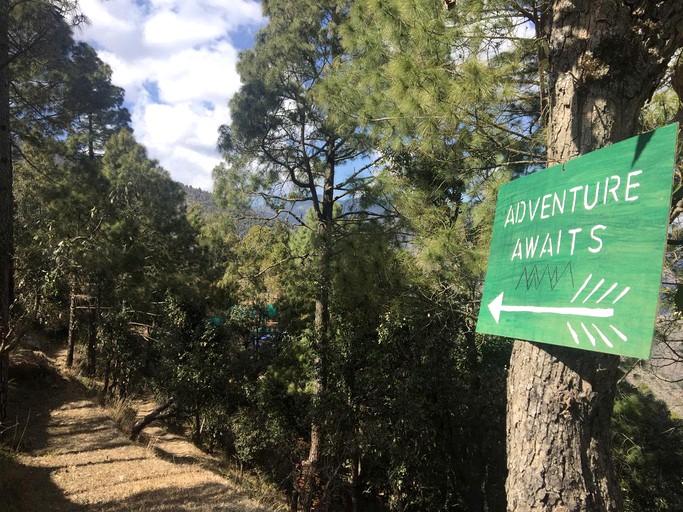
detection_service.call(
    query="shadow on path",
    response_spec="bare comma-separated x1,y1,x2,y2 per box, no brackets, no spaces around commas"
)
3,342,273,512
0,449,88,512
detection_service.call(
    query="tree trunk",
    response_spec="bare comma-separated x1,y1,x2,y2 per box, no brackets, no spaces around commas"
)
111,359,119,396
350,450,360,512
464,329,486,512
130,398,175,440
506,2,683,511
290,488,299,512
507,344,621,511
66,288,76,367
32,289,41,319
193,405,202,445
103,358,110,396
0,0,12,425
86,296,97,376
301,250,330,512
0,350,7,423
88,112,94,161
301,153,335,512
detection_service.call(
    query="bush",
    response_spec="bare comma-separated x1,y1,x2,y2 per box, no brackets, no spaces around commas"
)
612,383,683,511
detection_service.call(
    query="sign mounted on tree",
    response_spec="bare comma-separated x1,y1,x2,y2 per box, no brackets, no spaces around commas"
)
476,123,679,359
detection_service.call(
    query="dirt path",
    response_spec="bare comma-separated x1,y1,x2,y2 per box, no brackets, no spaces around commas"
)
4,345,275,512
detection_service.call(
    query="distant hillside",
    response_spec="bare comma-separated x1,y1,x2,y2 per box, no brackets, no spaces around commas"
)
179,183,274,234
181,184,220,214
179,184,385,233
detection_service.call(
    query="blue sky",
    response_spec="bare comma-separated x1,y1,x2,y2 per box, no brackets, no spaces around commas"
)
75,0,266,190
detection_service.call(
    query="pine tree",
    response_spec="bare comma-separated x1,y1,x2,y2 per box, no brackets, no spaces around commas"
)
214,1,378,508
61,42,131,160
0,0,81,423
322,2,540,508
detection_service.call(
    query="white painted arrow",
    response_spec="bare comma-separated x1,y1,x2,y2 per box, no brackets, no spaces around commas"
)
488,292,615,324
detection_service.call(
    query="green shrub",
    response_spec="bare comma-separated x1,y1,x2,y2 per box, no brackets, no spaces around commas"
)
612,383,683,511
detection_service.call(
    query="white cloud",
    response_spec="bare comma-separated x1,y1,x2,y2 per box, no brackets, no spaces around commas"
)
143,10,226,48
152,43,241,104
75,0,265,191
141,103,194,147
79,0,138,31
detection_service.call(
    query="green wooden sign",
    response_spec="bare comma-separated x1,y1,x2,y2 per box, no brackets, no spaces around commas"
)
476,124,679,359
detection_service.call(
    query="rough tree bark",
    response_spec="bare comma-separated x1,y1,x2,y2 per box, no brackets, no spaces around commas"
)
506,2,683,511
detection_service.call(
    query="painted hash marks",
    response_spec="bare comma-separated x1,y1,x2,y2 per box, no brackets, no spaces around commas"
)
567,274,630,348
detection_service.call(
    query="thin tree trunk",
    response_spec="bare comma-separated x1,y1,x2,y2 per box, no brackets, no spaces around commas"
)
301,238,331,512
290,488,299,512
0,0,13,425
302,421,322,512
464,328,486,512
86,296,97,376
32,290,40,319
88,112,94,161
0,350,7,423
301,151,335,512
347,370,360,512
111,359,119,396
350,450,360,512
130,398,175,440
103,358,110,396
66,288,76,367
506,2,683,511
118,374,127,399
193,405,202,444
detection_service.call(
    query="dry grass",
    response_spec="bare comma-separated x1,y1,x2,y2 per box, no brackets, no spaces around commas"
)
220,462,290,511
109,397,137,434
5,343,278,512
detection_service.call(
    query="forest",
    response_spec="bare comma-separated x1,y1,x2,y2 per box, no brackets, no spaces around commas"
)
1,1,683,511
